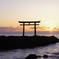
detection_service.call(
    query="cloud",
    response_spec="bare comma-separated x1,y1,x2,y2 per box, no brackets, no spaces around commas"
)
29,26,50,31
0,26,22,33
52,27,59,31
0,26,59,34
29,26,59,31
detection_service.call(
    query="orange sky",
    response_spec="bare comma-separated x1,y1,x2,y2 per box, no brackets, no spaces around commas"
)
0,0,59,33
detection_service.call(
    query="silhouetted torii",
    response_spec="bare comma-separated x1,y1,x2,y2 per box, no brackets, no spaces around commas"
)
18,21,41,36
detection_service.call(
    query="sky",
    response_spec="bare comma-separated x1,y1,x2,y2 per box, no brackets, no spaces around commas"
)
0,0,59,33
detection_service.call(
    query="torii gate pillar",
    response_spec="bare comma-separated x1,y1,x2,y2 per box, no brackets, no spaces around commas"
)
34,23,36,36
23,23,25,36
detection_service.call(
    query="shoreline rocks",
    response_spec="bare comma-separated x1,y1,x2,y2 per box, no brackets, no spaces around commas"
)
25,54,48,59
0,35,59,49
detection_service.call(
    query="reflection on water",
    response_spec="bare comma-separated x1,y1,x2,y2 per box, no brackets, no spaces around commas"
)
0,43,59,59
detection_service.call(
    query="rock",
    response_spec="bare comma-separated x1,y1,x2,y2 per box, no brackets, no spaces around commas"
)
38,55,41,58
43,55,48,58
25,54,37,59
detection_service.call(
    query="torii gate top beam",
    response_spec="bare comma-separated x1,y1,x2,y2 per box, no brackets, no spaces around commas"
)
18,21,40,23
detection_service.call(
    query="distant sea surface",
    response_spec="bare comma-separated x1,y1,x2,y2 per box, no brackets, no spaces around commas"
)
0,33,59,38
0,33,59,59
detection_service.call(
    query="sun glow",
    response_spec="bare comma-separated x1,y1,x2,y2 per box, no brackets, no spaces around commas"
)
44,19,57,29
46,27,53,32
49,28,54,32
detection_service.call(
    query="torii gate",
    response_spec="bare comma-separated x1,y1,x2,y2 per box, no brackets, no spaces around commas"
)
18,21,41,36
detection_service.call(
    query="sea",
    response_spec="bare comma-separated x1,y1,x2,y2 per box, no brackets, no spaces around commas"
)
0,33,59,59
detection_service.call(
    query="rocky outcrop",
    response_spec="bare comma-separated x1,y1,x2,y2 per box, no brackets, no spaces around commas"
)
25,54,48,59
0,35,59,50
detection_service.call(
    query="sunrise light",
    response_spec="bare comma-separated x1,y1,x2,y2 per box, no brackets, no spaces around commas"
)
0,0,59,33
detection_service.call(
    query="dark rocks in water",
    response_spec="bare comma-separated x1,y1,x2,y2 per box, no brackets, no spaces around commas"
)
25,54,49,59
43,55,48,58
25,54,37,59
38,55,41,58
